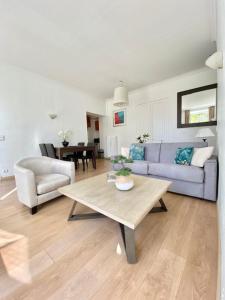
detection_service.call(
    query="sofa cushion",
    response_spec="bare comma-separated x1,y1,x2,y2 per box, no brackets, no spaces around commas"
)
121,147,130,159
130,144,145,160
113,161,148,175
191,146,214,167
36,173,70,194
144,143,161,163
127,161,149,175
160,142,206,164
148,163,204,183
175,147,194,165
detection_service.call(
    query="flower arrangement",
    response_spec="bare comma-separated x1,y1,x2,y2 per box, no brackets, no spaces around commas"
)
111,155,133,176
136,133,150,143
58,130,72,147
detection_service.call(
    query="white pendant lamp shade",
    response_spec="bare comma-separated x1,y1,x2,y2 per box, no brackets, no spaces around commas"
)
205,51,223,70
113,81,128,107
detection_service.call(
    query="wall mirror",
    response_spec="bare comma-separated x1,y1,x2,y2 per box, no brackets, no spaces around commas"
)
177,83,217,128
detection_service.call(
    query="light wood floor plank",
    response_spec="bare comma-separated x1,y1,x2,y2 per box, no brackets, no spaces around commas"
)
0,159,218,300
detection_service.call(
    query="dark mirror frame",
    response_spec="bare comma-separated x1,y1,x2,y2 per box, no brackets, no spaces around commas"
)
177,83,217,128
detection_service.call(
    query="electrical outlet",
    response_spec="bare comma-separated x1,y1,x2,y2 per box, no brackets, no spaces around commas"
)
0,135,5,141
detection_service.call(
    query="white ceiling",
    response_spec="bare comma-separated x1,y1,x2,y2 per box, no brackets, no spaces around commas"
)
0,0,216,98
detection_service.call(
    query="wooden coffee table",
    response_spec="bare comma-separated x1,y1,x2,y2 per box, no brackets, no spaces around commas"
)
58,173,171,264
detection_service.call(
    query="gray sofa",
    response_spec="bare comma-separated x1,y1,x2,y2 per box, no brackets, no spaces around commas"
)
114,142,218,201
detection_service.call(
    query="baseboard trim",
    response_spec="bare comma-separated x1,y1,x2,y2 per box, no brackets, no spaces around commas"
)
0,175,15,182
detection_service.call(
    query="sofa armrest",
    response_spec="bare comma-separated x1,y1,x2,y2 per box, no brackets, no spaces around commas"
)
203,155,218,201
14,165,37,208
52,159,75,184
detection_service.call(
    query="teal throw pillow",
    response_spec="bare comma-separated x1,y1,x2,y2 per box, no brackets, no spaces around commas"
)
130,144,145,160
175,147,194,165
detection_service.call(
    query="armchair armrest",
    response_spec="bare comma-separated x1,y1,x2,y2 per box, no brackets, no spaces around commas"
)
51,159,75,184
203,155,218,201
14,165,37,208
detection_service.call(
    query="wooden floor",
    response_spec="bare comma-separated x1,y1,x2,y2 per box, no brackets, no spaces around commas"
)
0,159,218,300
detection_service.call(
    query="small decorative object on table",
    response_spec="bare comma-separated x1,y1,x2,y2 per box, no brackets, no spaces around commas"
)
136,133,150,143
111,155,134,191
106,171,117,182
62,140,69,147
58,130,72,147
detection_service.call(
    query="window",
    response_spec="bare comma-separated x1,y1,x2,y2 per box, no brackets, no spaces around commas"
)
189,108,209,123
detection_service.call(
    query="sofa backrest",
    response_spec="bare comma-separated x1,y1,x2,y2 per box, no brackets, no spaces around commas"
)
144,143,161,162
159,142,206,163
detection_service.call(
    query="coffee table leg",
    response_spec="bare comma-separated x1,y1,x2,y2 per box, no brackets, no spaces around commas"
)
159,198,168,211
68,201,77,219
149,198,168,213
119,223,137,264
68,200,106,221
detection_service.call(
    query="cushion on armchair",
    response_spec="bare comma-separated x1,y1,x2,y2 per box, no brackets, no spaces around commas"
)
36,173,70,194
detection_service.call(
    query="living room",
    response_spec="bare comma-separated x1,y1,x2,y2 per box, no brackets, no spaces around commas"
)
0,1,225,299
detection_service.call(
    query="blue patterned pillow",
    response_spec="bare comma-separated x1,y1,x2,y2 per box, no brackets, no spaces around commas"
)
175,147,194,165
130,144,145,160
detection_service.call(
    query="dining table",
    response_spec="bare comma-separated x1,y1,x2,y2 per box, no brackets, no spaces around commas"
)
55,145,96,169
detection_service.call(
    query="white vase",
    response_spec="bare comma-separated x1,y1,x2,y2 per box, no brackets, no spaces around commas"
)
115,175,134,191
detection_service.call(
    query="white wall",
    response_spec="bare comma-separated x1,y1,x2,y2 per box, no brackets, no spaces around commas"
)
0,65,105,176
216,0,225,298
102,67,217,156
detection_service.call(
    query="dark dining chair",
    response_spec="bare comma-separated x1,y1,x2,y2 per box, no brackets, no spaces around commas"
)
65,152,79,169
45,144,58,159
39,143,78,171
84,143,95,168
75,142,85,171
39,144,48,156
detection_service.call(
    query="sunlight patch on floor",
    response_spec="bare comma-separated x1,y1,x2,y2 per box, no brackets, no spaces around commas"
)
116,242,122,255
0,187,17,200
0,229,31,284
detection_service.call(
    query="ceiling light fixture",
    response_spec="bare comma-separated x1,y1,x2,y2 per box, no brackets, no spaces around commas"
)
205,51,223,70
113,81,129,107
48,113,57,119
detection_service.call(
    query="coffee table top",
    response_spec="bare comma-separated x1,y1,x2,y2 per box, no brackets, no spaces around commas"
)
59,173,171,229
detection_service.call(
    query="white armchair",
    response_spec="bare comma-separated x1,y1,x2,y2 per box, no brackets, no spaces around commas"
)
14,157,75,214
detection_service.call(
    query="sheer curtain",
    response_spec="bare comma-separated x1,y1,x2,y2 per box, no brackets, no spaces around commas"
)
184,110,190,124
209,106,215,120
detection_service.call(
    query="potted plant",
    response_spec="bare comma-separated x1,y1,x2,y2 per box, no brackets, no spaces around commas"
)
111,155,134,190
58,130,72,147
136,133,150,143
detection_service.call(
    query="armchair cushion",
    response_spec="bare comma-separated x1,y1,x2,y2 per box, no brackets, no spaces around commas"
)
36,173,70,195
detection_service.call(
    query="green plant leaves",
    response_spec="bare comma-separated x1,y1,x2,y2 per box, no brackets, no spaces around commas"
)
115,167,132,176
